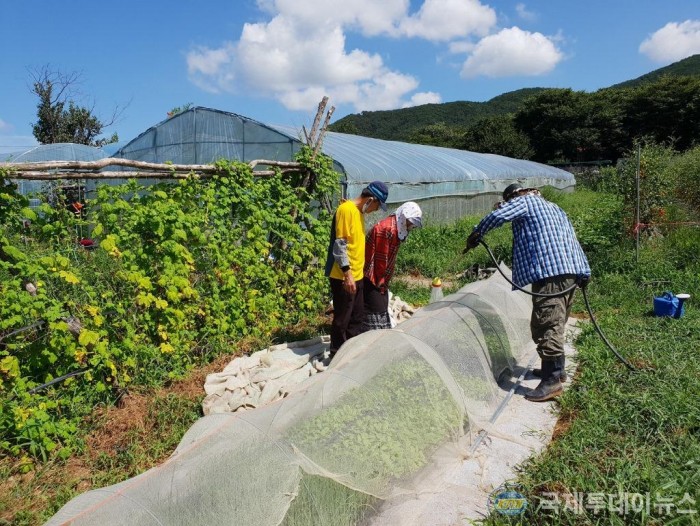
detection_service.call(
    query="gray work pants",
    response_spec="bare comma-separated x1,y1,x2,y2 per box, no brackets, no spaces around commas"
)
530,275,577,360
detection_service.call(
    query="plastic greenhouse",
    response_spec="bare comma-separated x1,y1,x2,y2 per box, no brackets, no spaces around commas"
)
47,266,535,526
113,106,575,222
2,143,108,197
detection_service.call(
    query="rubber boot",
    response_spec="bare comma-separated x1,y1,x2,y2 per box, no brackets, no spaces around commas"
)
532,355,567,382
525,359,563,402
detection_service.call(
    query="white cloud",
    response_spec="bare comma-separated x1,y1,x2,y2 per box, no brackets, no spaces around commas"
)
515,3,536,22
399,0,496,41
353,71,419,110
278,86,330,111
237,20,384,90
186,1,576,112
461,27,563,78
639,20,700,63
449,40,476,54
262,0,409,37
403,91,442,107
255,0,277,15
186,0,478,112
0,118,12,133
186,43,237,93
274,71,424,112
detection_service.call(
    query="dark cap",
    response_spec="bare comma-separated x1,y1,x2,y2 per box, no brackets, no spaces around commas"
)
365,180,389,211
502,183,523,201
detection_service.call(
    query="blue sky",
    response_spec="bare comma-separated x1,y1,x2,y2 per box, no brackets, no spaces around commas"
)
1,0,699,155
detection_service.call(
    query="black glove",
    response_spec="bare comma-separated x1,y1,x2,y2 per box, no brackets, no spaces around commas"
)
463,231,481,254
577,275,591,289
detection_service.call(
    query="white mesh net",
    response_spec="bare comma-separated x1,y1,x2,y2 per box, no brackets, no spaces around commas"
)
46,264,533,526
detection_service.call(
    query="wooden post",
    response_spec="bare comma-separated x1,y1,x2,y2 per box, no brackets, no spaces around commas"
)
1,158,303,180
635,143,641,264
308,96,329,148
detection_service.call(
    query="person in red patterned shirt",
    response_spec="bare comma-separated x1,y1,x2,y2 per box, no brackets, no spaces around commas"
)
363,202,423,331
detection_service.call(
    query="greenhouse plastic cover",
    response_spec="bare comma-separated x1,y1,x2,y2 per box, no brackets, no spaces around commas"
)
113,108,301,167
2,143,107,163
2,143,108,196
271,125,575,203
46,265,534,526
111,107,574,205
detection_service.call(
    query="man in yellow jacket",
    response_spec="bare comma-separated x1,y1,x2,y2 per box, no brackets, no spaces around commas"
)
324,181,389,358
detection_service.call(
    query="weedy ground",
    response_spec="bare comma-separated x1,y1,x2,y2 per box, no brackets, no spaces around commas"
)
3,188,700,526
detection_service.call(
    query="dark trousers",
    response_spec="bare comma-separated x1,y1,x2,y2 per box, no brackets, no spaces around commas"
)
363,277,389,313
362,277,391,331
330,277,365,350
530,275,577,360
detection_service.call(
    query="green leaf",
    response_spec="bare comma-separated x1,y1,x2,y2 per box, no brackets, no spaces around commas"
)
1,245,26,261
21,207,37,220
78,330,100,347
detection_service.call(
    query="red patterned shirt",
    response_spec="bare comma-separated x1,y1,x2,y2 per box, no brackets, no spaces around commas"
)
364,215,401,292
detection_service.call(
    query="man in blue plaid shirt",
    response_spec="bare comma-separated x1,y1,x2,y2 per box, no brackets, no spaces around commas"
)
466,184,591,402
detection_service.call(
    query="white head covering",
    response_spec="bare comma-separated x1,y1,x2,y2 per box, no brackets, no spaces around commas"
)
394,201,422,241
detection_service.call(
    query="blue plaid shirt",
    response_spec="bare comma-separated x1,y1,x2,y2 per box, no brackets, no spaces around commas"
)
473,194,590,288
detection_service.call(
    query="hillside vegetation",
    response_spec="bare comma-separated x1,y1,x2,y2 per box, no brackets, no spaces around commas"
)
610,53,700,89
330,87,545,141
330,55,700,164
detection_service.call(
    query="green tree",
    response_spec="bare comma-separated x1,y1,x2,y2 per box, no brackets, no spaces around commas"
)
513,89,590,163
666,144,700,213
406,122,465,148
617,141,676,229
30,67,119,147
461,114,533,159
167,103,193,118
330,119,360,135
584,88,629,162
514,88,631,164
622,75,700,152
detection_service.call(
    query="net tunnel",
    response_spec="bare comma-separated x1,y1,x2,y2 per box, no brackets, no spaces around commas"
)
46,265,534,526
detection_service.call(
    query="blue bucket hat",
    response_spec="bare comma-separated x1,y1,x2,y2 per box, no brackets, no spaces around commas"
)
365,180,389,211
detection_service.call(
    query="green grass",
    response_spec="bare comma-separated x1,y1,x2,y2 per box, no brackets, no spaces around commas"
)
479,229,700,523
391,214,512,306
89,393,202,487
0,392,202,525
4,188,700,525
397,215,514,278
390,278,468,306
394,188,700,525
481,270,700,525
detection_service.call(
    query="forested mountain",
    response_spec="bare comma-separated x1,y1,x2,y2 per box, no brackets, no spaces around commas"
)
330,88,545,141
330,55,700,142
609,54,700,89
329,55,700,164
